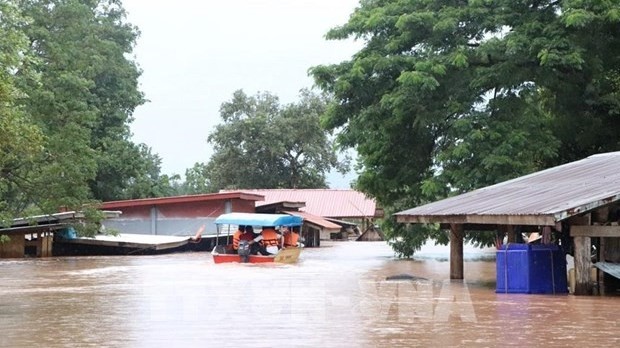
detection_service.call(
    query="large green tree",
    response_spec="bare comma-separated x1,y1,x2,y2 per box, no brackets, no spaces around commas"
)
1,0,175,238
0,0,46,228
184,89,349,193
18,0,172,203
311,0,620,256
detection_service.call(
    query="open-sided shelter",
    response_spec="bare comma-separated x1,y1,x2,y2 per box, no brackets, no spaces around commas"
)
395,152,620,295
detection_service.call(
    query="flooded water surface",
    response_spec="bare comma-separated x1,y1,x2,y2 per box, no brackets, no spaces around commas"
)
1,242,618,347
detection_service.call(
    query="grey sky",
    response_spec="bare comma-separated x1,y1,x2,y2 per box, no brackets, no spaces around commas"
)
122,0,362,188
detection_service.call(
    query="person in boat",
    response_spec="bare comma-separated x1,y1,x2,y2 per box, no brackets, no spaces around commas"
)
245,225,258,239
232,225,254,253
248,226,281,255
282,226,300,248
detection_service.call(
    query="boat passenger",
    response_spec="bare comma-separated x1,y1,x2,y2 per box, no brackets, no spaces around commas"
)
245,225,257,238
249,226,281,255
282,226,300,248
233,225,254,252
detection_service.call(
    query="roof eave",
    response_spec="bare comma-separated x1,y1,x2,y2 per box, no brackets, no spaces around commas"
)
101,192,264,209
395,214,557,226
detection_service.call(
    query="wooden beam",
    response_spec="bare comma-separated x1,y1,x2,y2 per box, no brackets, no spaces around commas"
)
573,236,592,295
396,214,556,226
449,224,464,280
567,214,590,226
570,225,620,237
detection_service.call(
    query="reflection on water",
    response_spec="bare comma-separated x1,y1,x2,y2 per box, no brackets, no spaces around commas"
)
0,241,618,347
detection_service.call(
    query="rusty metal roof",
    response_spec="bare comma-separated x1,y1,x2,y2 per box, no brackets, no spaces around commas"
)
395,152,620,226
228,189,380,219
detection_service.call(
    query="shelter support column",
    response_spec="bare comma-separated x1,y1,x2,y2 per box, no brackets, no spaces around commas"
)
599,237,605,295
573,236,592,295
449,223,464,279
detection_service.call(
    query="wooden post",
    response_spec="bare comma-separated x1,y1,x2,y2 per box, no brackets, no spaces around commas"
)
36,232,43,257
599,237,605,295
573,236,592,295
42,231,52,257
506,225,516,243
449,223,464,279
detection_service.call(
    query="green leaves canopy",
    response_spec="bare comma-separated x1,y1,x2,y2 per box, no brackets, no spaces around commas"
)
184,89,348,192
1,0,173,234
311,0,620,256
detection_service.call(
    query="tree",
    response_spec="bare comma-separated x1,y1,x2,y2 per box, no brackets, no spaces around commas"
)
1,0,172,239
0,0,46,226
183,162,215,194
117,144,183,199
311,0,620,256
18,0,168,203
187,89,349,192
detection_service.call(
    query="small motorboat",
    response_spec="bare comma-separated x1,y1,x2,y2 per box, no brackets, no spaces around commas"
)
211,212,303,264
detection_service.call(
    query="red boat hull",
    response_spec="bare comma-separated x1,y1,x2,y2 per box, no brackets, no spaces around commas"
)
212,254,276,264
212,246,301,264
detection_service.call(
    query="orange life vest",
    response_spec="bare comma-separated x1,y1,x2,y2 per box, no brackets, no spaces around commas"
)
233,230,243,250
283,232,299,247
260,228,280,247
233,230,253,250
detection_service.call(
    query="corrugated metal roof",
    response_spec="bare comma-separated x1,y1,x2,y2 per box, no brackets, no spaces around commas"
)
395,152,620,226
227,189,379,219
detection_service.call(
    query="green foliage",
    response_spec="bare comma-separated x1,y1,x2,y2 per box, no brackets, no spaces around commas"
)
183,162,216,194
0,0,48,219
312,0,620,257
17,0,165,203
1,0,171,231
187,89,349,192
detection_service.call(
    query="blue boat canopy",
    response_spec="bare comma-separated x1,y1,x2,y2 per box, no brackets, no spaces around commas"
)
214,213,303,227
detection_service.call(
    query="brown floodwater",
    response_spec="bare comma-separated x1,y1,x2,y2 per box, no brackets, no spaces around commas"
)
0,241,618,347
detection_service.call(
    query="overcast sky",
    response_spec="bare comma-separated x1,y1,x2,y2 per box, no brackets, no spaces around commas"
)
121,0,362,188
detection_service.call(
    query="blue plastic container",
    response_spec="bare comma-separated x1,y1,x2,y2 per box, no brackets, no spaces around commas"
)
496,243,568,294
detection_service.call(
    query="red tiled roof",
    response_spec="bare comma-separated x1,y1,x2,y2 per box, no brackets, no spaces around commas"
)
283,211,341,231
101,192,264,209
228,189,379,219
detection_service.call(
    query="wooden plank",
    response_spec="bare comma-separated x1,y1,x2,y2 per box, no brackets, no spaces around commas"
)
449,224,464,280
567,214,590,226
570,226,620,237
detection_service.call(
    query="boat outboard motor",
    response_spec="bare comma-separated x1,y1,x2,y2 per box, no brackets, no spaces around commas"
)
238,240,251,263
